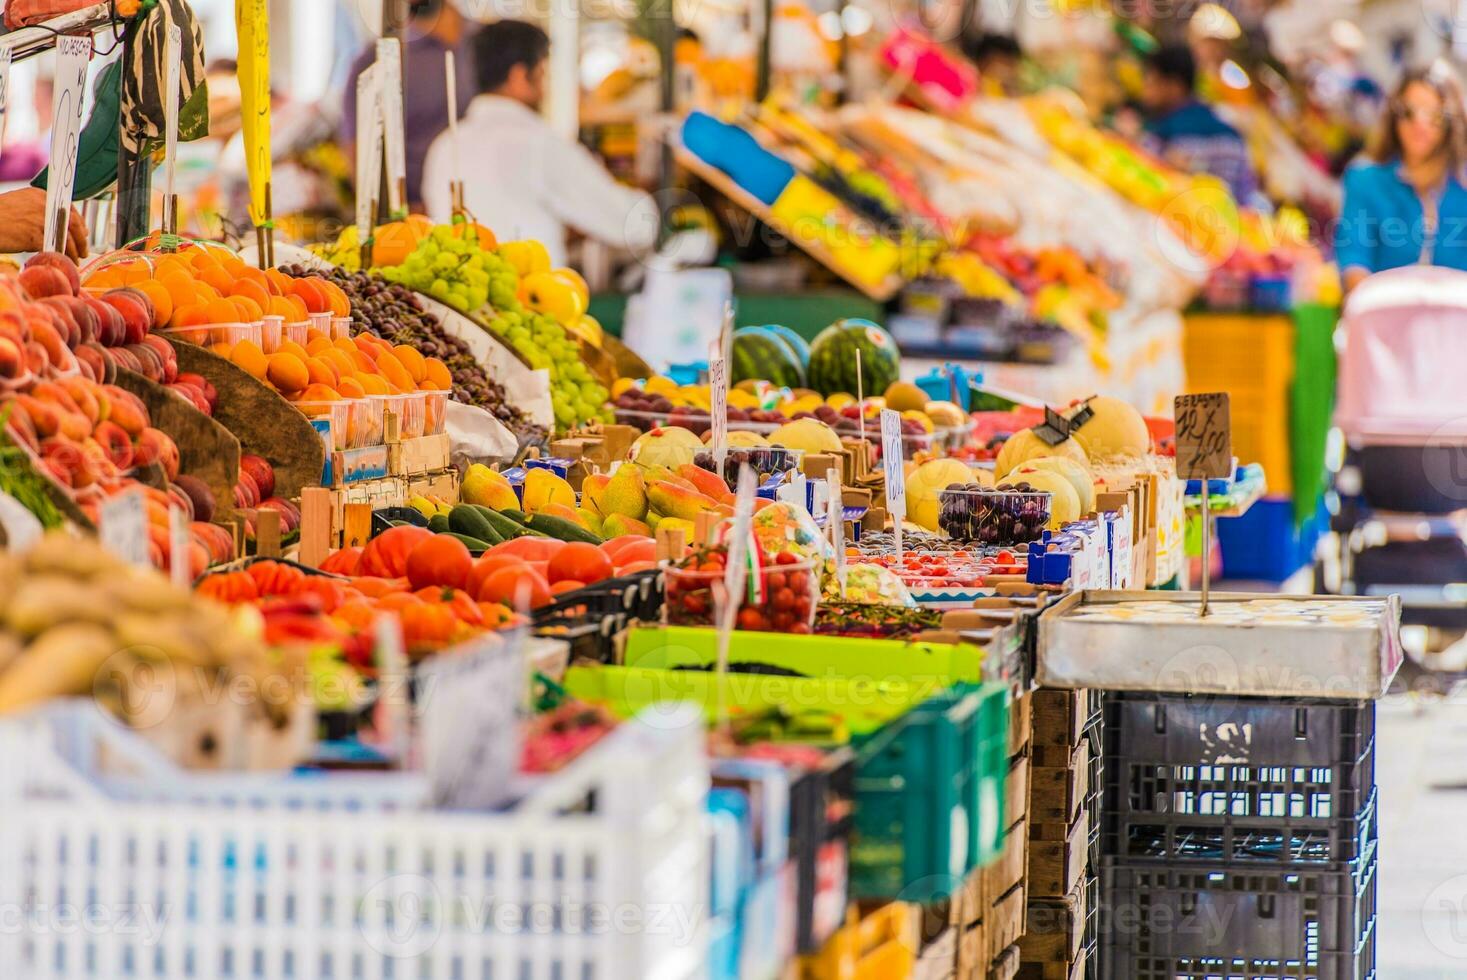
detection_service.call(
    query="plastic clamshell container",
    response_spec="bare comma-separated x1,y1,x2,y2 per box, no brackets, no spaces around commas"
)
259,315,283,354
937,488,1052,545
160,322,261,349
421,390,449,435
294,399,351,451
374,392,426,439
664,558,818,632
1036,590,1405,699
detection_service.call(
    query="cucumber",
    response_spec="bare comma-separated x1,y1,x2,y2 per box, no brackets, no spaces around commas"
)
502,508,530,523
525,513,603,544
477,506,547,540
443,532,494,554
427,514,450,534
448,504,504,544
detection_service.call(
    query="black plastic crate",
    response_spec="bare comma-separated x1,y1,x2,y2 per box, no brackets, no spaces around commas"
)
788,746,857,953
1102,692,1376,866
532,568,665,625
1100,843,1377,980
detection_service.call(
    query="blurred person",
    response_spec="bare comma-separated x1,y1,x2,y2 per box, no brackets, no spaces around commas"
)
1335,65,1467,291
1313,21,1383,134
421,20,657,268
0,71,52,183
1141,44,1261,205
341,0,476,211
961,33,1022,96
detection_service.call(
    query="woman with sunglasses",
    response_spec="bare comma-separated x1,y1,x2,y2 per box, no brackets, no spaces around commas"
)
1336,64,1467,292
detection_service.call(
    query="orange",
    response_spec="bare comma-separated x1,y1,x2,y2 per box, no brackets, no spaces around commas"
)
376,353,413,392
423,358,452,390
133,280,173,327
171,303,210,328
277,339,310,361
390,345,427,383
230,339,268,379
299,383,341,402
305,357,338,386
335,377,367,399
264,268,293,295
305,335,332,355
199,265,235,294
231,296,265,322
356,372,390,395
266,352,310,393
284,295,310,322
230,278,272,311
290,278,330,314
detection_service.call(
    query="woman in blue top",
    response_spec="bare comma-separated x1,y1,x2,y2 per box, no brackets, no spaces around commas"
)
1335,64,1467,291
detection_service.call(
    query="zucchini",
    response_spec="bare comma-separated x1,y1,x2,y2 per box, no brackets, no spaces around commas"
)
476,506,547,540
525,513,603,544
502,508,530,523
443,532,494,554
427,514,450,534
448,505,504,544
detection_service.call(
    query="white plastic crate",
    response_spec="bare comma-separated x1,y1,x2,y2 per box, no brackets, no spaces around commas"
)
0,702,709,980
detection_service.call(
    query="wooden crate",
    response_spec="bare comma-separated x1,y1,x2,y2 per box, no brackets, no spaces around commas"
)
1016,946,1085,980
1027,812,1088,898
389,431,451,477
1028,740,1088,825
1008,691,1032,755
406,467,460,502
986,884,1026,957
1019,883,1087,965
989,944,1021,980
1005,750,1030,828
297,479,407,565
1031,688,1087,748
329,444,390,487
914,926,957,980
976,819,1028,918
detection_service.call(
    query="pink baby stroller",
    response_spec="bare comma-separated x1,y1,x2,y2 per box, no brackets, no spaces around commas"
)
1333,265,1467,629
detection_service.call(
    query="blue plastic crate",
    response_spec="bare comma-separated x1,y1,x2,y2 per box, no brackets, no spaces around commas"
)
1216,495,1326,582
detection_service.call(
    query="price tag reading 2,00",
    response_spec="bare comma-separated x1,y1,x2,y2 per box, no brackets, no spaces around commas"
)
1173,392,1232,480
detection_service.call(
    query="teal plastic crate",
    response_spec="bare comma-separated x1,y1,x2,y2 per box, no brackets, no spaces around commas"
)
849,681,1009,900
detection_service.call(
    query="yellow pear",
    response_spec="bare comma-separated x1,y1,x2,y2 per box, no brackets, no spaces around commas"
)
522,468,576,514
462,467,520,511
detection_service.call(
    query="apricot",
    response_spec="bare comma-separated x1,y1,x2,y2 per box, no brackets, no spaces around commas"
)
199,265,234,294
299,383,340,402
118,261,152,285
284,295,310,321
230,278,272,312
158,271,199,310
277,339,309,361
230,339,268,379
321,348,357,377
391,345,428,383
231,296,264,322
264,268,293,295
376,352,413,391
194,282,221,302
305,335,332,355
320,280,351,317
290,278,330,314
355,372,389,395
129,281,172,327
268,296,298,320
172,303,210,328
336,376,367,399
205,298,242,325
424,358,452,390
209,341,234,359
306,357,338,386
266,352,309,392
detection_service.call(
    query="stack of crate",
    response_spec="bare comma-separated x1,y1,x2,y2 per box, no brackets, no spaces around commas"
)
1098,692,1379,980
1018,688,1101,980
950,687,1032,979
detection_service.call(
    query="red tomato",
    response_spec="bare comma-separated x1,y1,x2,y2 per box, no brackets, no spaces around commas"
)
466,555,529,598
319,546,362,576
606,538,656,567
359,526,433,578
616,559,658,575
479,566,551,609
547,542,613,585
599,534,648,559
551,579,586,595
488,537,565,562
404,535,473,591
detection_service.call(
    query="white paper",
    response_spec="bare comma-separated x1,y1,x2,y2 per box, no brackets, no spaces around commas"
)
446,398,519,463
709,354,727,471
416,630,525,810
169,505,189,588
0,48,15,145
881,409,905,560
376,38,407,214
354,64,383,241
161,25,182,231
445,50,461,189
99,489,148,566
44,35,92,254
0,489,41,552
827,468,846,594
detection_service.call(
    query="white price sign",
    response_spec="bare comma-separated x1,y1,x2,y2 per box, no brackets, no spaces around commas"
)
45,35,92,255
0,48,15,139
417,632,525,810
161,25,183,230
880,409,906,520
99,489,148,566
355,64,383,241
827,468,846,594
709,355,728,470
376,38,407,214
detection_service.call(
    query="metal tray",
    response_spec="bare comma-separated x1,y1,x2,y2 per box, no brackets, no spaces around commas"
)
1036,591,1403,699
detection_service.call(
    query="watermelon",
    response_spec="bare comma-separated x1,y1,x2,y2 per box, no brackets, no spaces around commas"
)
807,318,901,397
731,327,805,389
762,324,810,371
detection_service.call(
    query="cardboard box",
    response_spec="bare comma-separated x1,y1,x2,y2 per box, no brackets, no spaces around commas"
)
1019,883,1087,964
1027,812,1088,897
1031,688,1087,748
388,431,451,476
1028,740,1088,825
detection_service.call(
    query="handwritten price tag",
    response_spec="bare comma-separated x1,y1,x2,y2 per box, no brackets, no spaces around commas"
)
377,38,407,215
44,35,91,254
709,355,728,471
880,409,906,519
355,64,383,241
99,489,148,566
1174,392,1232,480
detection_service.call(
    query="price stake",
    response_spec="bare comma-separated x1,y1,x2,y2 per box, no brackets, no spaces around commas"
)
715,464,758,732
44,35,92,255
1174,392,1232,616
354,64,383,245
377,38,408,216
710,353,728,472
161,25,183,239
880,409,906,559
168,505,189,588
99,488,148,566
855,348,866,447
444,50,464,214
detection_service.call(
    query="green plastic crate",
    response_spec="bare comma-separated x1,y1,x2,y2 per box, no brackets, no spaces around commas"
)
621,626,985,696
849,681,1009,900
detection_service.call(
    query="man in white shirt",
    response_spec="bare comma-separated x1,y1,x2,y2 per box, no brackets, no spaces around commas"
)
421,20,659,267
